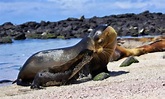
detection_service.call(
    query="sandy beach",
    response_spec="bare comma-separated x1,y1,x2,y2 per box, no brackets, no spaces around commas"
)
0,52,164,99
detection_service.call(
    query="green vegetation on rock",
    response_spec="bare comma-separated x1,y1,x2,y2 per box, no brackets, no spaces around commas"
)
42,33,57,39
26,34,42,39
26,33,57,39
0,36,12,44
57,36,65,39
120,56,139,67
93,72,110,81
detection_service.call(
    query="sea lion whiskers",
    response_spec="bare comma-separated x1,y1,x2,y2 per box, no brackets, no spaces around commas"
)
101,48,115,61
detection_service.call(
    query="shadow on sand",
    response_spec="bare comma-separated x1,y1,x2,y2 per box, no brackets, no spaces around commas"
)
109,71,129,77
70,71,129,85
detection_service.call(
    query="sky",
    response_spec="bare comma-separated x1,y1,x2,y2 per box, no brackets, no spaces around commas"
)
0,0,165,25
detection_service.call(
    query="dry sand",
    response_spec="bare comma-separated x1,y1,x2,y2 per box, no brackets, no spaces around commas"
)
0,52,165,99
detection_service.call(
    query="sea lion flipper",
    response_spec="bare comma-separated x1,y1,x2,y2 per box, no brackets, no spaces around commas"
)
0,80,12,84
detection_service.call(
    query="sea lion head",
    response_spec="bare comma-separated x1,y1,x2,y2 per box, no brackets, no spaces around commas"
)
88,24,117,53
85,25,118,77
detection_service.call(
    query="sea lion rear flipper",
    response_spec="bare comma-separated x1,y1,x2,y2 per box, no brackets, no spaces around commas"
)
0,80,13,84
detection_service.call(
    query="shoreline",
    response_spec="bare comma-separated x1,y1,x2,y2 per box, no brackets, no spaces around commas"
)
0,52,164,99
1,11,165,44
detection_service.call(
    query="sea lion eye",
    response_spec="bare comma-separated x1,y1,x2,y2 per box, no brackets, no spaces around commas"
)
98,39,103,44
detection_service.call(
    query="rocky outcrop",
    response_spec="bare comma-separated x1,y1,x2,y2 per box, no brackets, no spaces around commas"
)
0,11,165,44
0,36,12,44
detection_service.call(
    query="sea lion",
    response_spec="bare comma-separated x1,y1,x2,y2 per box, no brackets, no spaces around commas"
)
14,25,117,88
117,35,165,48
113,37,165,60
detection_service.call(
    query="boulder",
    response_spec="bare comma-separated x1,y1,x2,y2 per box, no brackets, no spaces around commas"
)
120,56,139,67
14,33,26,40
93,72,110,81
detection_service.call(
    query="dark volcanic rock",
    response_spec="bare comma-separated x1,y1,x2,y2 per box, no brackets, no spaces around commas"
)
1,22,15,30
120,56,139,67
13,33,26,40
93,72,110,81
0,10,165,43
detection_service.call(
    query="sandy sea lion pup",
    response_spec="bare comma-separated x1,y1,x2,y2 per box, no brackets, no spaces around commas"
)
113,37,165,60
13,25,117,88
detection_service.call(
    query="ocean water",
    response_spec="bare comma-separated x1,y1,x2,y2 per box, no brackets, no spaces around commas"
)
0,38,81,82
